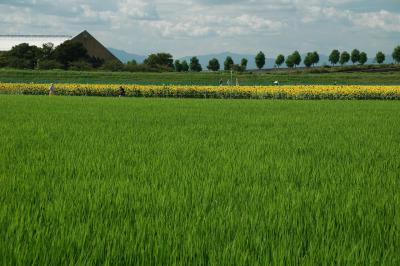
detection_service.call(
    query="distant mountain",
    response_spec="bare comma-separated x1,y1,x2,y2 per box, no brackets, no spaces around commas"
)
108,48,395,68
108,48,146,63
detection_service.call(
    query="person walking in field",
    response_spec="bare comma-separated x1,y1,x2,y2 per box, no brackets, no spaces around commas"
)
48,83,55,96
118,86,126,97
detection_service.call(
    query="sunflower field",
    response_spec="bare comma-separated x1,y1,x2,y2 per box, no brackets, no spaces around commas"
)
1,82,400,99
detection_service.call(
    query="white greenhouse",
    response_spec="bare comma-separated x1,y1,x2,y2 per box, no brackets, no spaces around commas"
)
0,35,71,51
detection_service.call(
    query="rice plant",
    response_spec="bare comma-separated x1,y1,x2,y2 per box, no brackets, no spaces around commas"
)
0,95,399,264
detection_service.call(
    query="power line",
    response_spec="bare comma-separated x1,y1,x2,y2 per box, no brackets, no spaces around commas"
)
0,35,71,38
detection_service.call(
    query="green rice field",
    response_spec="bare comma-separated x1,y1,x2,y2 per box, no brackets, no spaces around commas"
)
1,68,400,85
0,95,399,264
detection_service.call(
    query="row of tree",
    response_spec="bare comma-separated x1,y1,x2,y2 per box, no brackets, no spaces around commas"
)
202,46,400,72
329,49,367,66
125,46,398,72
1,40,399,72
141,53,202,72
0,42,200,72
0,41,107,70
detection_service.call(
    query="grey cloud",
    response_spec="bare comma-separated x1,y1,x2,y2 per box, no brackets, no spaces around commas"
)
0,0,398,57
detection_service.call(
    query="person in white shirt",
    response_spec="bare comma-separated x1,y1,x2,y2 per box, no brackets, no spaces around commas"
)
49,83,55,96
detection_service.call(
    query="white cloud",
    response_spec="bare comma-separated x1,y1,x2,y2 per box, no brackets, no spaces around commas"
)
351,10,400,32
0,0,398,57
142,13,285,39
294,4,400,33
235,14,285,31
118,0,159,20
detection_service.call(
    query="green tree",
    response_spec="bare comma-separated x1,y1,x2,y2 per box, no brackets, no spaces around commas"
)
144,53,174,69
224,56,234,71
285,55,295,68
312,51,319,66
7,43,41,69
53,40,88,69
40,42,54,60
101,60,124,72
339,51,350,66
359,52,368,65
291,51,301,68
127,59,137,66
329,50,340,66
174,60,182,72
240,58,248,71
255,51,266,70
304,53,314,68
0,52,7,68
37,59,63,70
190,57,202,72
351,49,360,64
124,60,139,72
275,54,284,68
232,64,245,72
87,57,104,69
207,58,220,71
69,60,93,71
375,51,385,64
393,46,400,63
303,51,319,67
181,60,189,72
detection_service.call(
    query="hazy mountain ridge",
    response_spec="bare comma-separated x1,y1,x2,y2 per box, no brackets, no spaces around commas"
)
108,48,146,64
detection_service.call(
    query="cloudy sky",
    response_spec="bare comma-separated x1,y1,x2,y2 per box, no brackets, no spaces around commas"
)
0,0,399,57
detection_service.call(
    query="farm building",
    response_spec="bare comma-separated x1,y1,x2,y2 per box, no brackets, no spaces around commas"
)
0,30,120,63
71,30,120,63
0,35,71,51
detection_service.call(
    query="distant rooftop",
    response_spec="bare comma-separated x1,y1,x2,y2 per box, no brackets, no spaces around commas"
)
0,35,71,38
0,35,71,51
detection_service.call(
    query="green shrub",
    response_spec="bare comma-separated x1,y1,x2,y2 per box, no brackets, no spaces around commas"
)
38,60,63,70
69,61,93,71
101,60,125,72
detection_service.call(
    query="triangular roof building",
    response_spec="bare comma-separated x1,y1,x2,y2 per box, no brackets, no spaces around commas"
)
72,30,120,62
